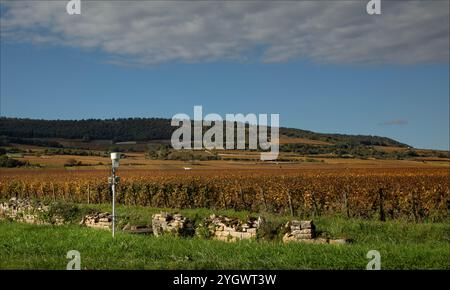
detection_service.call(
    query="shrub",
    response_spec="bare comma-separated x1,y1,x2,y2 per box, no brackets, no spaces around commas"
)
64,159,83,167
40,202,81,224
0,155,27,167
256,219,285,241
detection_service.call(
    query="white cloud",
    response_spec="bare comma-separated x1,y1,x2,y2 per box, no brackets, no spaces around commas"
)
1,0,448,65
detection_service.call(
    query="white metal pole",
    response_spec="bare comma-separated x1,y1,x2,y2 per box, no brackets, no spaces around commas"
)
112,168,115,238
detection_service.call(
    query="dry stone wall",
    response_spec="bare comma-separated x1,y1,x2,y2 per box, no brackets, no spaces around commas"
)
282,220,347,244
151,212,194,237
282,220,316,242
79,212,112,230
199,214,261,242
0,198,52,224
1,199,348,244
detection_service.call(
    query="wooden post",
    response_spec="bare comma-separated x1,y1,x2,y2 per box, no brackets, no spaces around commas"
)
412,191,419,223
87,184,90,204
311,191,319,217
261,188,268,212
222,192,227,210
240,188,245,209
51,183,55,201
343,191,350,218
287,191,294,217
379,188,386,222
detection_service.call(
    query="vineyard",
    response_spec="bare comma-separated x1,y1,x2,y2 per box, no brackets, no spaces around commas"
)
0,168,448,222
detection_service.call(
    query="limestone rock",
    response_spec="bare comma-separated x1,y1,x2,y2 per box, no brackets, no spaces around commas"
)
151,212,194,237
0,198,51,224
80,212,112,230
197,215,260,242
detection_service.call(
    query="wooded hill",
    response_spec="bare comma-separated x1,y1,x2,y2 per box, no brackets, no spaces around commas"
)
0,117,409,147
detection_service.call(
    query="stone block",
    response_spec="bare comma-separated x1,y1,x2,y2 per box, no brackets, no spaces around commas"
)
300,220,313,229
292,229,313,235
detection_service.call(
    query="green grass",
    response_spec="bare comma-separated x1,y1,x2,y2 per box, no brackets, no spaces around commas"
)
0,204,449,269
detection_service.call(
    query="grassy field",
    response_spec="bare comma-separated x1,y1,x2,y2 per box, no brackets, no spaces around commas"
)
0,204,449,270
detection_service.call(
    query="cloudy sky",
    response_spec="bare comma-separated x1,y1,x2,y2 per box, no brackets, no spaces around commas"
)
1,0,449,149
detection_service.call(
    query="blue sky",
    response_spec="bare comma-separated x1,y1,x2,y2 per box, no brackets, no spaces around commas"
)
0,1,449,150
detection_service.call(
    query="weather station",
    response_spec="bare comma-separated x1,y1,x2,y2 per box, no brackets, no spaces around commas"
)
108,152,120,237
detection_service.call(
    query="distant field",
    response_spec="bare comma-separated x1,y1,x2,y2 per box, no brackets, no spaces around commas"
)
9,150,450,170
6,134,449,169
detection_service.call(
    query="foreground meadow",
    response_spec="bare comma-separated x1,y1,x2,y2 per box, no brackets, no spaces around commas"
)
0,205,449,270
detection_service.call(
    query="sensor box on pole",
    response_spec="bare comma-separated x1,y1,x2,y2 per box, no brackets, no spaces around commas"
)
110,152,120,237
